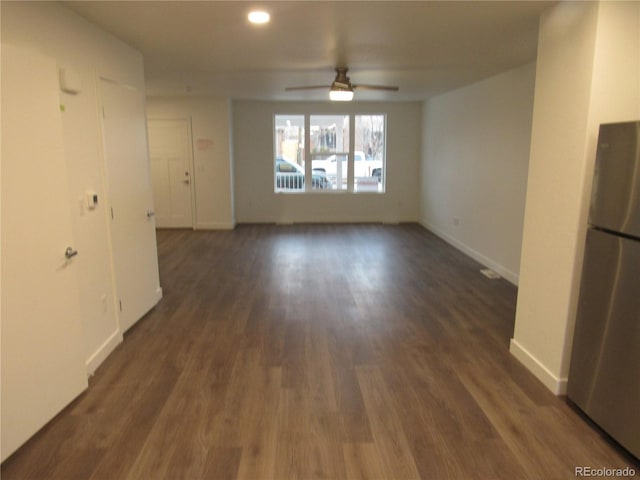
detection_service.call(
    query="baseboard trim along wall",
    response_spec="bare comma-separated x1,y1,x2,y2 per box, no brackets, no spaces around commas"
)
419,220,520,285
195,222,236,230
85,329,124,375
509,338,568,395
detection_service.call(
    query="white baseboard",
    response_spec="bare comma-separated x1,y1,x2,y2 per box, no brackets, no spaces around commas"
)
509,338,568,395
419,220,519,285
86,329,123,375
195,221,236,230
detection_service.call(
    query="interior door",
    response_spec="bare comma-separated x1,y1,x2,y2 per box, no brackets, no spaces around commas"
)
1,44,88,461
99,79,162,333
147,118,194,228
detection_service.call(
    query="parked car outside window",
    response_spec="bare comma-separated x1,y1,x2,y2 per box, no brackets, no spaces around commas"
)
275,157,330,191
312,151,382,179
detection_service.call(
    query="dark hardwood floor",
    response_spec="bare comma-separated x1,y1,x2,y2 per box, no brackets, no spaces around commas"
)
2,224,636,479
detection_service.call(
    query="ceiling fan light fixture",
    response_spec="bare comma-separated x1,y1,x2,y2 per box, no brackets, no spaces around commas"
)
329,89,354,102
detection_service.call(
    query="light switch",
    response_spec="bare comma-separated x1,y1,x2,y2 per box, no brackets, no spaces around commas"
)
86,190,98,210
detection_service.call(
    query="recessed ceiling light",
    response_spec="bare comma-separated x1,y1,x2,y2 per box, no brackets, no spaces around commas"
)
248,10,270,24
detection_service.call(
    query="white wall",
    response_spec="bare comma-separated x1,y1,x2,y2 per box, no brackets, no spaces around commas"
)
1,1,149,373
420,63,536,284
512,1,640,394
233,101,421,223
146,96,235,229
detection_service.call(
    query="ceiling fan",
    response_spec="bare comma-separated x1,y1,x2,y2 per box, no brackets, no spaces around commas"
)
285,67,399,101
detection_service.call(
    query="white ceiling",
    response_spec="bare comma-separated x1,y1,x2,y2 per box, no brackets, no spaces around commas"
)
64,1,554,101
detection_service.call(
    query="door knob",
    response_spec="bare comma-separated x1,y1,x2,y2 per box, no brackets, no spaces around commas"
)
146,209,155,218
65,247,78,259
183,179,190,185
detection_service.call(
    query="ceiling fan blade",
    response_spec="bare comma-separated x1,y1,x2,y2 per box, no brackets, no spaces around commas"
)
285,85,330,91
285,67,400,95
353,84,399,92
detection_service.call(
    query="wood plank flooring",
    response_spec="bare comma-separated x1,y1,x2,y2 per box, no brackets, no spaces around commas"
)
2,224,637,479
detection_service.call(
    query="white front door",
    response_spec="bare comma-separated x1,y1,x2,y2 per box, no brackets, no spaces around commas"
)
99,79,162,333
147,118,194,228
1,44,88,461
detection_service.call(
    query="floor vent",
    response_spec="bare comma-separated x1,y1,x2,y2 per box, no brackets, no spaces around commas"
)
480,268,501,279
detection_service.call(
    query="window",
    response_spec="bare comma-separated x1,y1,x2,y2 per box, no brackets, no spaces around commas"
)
355,115,385,192
274,113,386,193
311,115,349,191
274,115,304,192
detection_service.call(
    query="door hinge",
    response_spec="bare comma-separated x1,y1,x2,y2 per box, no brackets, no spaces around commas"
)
110,207,114,220
102,107,106,119
119,300,123,312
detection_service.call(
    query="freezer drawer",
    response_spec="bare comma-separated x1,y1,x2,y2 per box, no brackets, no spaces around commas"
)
590,121,640,239
568,228,640,458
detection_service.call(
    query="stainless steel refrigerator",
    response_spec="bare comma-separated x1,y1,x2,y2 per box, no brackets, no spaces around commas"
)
568,121,640,459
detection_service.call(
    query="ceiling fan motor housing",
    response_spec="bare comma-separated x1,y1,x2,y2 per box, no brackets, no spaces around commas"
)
332,68,352,90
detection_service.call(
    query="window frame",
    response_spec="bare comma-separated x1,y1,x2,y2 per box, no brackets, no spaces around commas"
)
274,113,386,194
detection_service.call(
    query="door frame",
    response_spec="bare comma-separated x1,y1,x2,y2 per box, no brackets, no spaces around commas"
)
95,75,127,334
96,75,162,333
